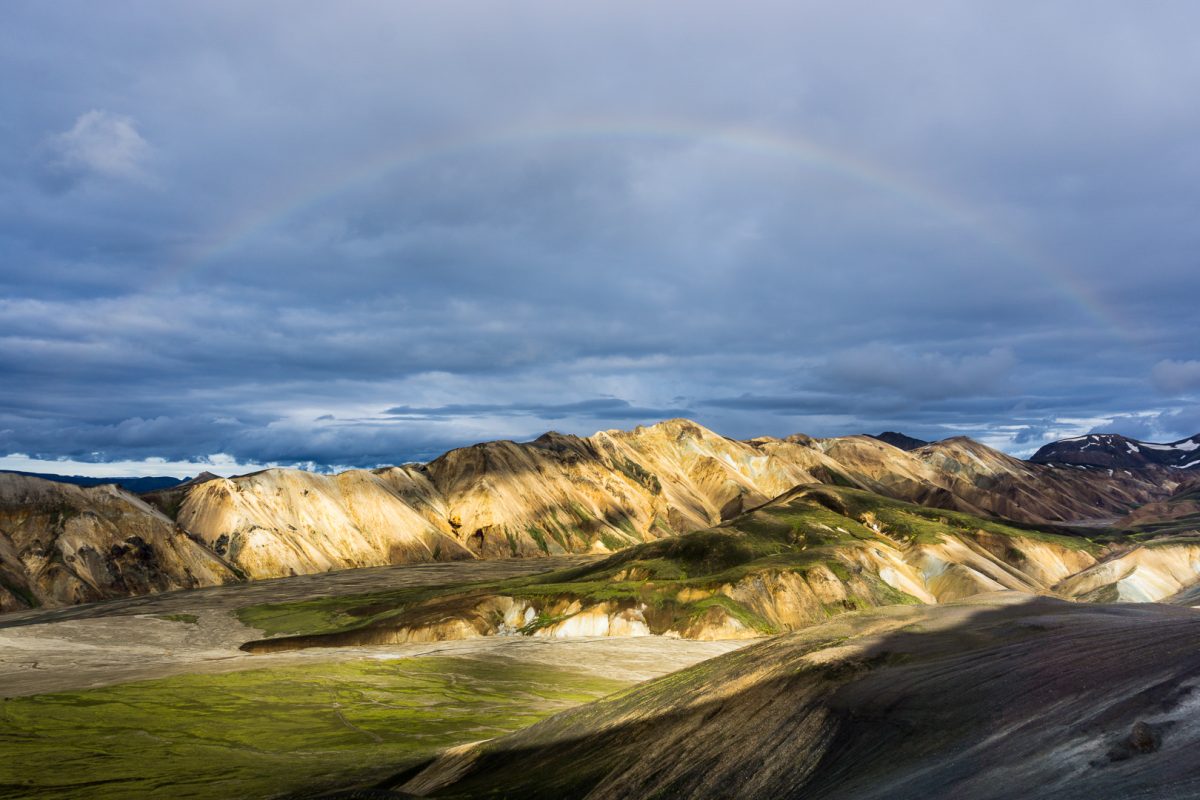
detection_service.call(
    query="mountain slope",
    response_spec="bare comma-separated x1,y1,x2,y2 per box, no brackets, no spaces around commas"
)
397,596,1200,800
1116,483,1200,538
175,467,474,580
173,421,858,579
0,474,240,611
816,434,1173,523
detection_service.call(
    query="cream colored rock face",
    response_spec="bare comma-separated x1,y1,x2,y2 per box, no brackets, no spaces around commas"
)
176,467,471,580
1055,542,1200,602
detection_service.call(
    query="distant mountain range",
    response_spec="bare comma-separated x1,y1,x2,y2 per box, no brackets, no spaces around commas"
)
0,470,189,494
1031,433,1200,470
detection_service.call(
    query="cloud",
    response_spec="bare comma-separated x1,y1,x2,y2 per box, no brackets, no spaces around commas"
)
385,398,693,421
1,4,1199,470
819,346,1018,400
1085,407,1200,442
42,110,150,186
1152,359,1200,395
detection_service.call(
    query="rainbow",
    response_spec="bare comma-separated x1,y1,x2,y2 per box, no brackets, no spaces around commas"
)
152,115,1134,339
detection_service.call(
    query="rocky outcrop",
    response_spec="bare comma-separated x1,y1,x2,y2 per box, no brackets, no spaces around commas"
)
0,474,239,611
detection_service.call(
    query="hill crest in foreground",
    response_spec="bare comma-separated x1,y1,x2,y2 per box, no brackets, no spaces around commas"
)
396,596,1200,800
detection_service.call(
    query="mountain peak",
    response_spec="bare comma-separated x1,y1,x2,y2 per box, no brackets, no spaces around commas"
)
867,432,930,451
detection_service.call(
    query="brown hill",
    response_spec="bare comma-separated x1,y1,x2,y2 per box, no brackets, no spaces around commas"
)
0,474,240,611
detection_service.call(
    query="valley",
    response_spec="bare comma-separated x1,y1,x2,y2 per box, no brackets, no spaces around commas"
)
0,557,744,800
2,421,1199,799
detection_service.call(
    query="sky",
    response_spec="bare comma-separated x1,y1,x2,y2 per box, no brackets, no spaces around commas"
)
3,1,1200,477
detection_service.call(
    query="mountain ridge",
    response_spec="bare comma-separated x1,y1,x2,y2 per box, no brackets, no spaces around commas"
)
0,420,1189,609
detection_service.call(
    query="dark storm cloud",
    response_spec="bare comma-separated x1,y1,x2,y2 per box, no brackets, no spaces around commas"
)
3,1,1200,473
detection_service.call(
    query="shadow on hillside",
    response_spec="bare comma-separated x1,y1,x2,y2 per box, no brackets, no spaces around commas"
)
300,596,1200,800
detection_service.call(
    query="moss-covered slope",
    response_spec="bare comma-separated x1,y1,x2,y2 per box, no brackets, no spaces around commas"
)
238,486,1101,650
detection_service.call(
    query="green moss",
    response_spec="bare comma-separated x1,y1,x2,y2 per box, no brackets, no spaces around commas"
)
615,514,640,540
0,656,627,800
858,571,922,606
517,610,576,634
598,530,627,552
1077,582,1120,603
154,613,198,624
825,560,851,581
235,582,490,637
688,596,778,634
526,526,551,555
504,528,520,556
0,575,38,608
569,502,594,523
614,458,662,494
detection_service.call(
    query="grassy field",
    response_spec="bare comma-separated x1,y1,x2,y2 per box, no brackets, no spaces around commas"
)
0,656,627,800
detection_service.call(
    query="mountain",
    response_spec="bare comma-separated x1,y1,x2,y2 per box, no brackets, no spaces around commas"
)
0,419,1188,609
1030,432,1200,470
866,431,929,450
169,421,853,579
0,474,240,611
395,596,1200,800
168,421,1175,582
173,466,476,579
0,470,189,493
238,485,1114,653
814,434,1173,522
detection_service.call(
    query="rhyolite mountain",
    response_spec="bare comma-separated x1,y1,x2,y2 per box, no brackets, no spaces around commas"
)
163,421,1177,581
0,420,1194,610
1031,432,1200,470
0,474,240,612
